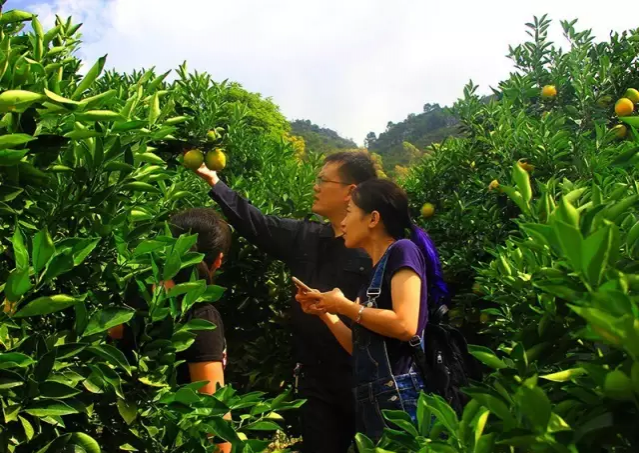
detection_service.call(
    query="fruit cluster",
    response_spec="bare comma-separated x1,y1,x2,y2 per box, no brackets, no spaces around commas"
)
183,148,227,171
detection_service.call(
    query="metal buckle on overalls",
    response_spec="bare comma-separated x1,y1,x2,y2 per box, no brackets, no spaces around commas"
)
366,289,380,307
408,336,421,348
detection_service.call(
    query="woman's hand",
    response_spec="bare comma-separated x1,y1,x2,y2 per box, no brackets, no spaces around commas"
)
297,288,350,315
295,287,326,316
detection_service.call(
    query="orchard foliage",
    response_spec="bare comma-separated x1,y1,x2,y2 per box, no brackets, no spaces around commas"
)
372,16,639,453
0,10,306,452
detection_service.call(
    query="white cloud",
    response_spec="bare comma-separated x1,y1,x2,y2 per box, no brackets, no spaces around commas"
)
22,0,639,144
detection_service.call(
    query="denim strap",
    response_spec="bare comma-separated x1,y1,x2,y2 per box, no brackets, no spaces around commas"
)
365,246,392,307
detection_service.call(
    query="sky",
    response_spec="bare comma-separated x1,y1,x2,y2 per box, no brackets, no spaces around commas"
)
8,0,639,144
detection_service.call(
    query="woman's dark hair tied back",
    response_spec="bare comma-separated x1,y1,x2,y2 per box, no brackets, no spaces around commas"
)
352,179,449,307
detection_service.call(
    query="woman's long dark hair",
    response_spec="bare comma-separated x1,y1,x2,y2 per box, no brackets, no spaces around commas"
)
169,208,232,285
351,179,449,309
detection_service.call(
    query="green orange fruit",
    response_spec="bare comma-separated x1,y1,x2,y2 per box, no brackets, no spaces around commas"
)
541,85,557,99
624,88,639,104
615,98,634,117
205,148,227,171
420,203,435,218
183,149,204,170
612,124,627,139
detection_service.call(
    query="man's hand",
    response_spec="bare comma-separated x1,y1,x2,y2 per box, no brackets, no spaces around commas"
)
189,160,219,187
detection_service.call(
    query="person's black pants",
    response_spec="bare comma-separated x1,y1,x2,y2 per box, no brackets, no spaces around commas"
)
298,371,355,453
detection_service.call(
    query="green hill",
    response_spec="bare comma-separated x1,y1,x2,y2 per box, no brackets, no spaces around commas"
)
291,119,357,155
366,103,460,172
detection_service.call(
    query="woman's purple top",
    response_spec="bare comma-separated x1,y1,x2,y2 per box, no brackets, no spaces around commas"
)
356,239,428,375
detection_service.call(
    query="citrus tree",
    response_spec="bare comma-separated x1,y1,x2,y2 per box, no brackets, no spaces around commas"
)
364,16,639,453
0,10,303,452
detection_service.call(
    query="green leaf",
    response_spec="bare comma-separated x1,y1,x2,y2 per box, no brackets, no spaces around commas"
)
179,318,217,332
174,233,198,256
121,182,160,193
19,415,34,440
87,345,131,375
44,88,80,106
34,349,57,382
40,381,81,399
12,224,29,270
75,110,125,122
14,294,81,318
69,238,101,266
0,133,36,150
25,400,79,417
516,385,551,430
0,148,28,166
464,390,515,429
0,353,34,369
244,420,281,431
468,345,507,369
33,228,55,274
117,399,137,425
69,433,101,453
620,117,639,128
43,252,75,281
557,197,580,228
383,409,419,436
167,280,206,298
553,219,583,270
171,331,196,352
5,268,32,302
541,368,587,382
582,225,613,287
603,369,634,401
603,195,639,223
163,249,181,282
513,163,532,205
83,307,135,337
148,92,160,125
72,55,107,100
133,240,166,256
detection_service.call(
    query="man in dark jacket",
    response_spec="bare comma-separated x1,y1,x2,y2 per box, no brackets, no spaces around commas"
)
192,151,376,453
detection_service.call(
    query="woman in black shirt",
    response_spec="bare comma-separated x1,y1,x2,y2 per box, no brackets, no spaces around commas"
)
109,207,232,452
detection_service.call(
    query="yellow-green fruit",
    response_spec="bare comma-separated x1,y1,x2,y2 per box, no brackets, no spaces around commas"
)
624,88,639,104
472,282,483,295
206,130,217,142
603,370,634,401
479,313,490,324
541,85,557,99
612,124,627,139
420,203,435,218
205,149,227,171
183,149,204,170
615,98,634,117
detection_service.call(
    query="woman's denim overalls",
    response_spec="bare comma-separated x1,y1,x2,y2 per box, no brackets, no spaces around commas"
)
352,248,426,441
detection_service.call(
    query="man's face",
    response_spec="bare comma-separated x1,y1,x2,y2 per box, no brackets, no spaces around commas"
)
311,162,353,218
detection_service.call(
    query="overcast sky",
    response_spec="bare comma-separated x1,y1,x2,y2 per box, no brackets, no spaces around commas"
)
10,0,639,144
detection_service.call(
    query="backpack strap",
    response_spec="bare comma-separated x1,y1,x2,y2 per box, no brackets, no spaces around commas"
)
365,246,392,307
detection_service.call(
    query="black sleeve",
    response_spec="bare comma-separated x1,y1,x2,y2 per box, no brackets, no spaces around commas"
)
209,181,303,263
181,307,225,363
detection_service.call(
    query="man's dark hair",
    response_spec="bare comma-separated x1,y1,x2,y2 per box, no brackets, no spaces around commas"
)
324,151,377,184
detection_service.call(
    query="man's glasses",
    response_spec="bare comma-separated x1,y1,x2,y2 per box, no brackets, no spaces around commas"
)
315,176,349,186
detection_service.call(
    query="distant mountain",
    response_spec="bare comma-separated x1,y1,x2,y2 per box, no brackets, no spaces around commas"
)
290,119,357,155
366,103,460,172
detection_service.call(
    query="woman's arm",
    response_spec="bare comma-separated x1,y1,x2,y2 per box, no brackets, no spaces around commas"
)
188,362,232,453
319,313,353,354
309,269,422,342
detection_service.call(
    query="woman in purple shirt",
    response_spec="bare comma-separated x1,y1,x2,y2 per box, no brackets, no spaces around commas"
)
296,179,448,441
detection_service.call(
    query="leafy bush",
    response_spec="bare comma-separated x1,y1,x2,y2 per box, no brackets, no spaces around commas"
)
0,11,303,452
365,16,639,453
